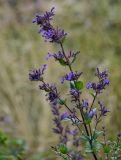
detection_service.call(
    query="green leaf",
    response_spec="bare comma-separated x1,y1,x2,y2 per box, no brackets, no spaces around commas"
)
0,131,8,145
85,140,101,153
58,59,67,66
93,130,103,140
118,143,121,149
80,134,90,142
84,118,92,124
85,142,93,153
92,140,102,153
75,81,84,90
59,144,68,154
104,145,110,154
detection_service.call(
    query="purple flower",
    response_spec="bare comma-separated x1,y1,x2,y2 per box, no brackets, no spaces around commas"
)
33,7,67,43
46,50,80,65
88,108,96,118
98,101,109,116
82,98,89,110
51,105,60,116
60,135,68,144
71,152,83,160
39,83,50,92
69,129,78,136
96,67,108,79
53,117,63,134
41,28,67,43
70,89,81,101
86,82,92,89
42,64,47,74
53,127,63,134
61,112,69,120
29,64,47,81
39,83,59,105
86,68,109,93
29,69,41,81
48,87,59,104
46,51,64,61
61,71,82,83
103,78,110,85
33,7,55,25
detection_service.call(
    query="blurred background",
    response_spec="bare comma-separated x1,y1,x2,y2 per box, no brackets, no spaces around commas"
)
0,0,121,159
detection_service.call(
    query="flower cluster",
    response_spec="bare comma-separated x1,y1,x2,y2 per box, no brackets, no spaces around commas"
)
86,67,110,93
33,7,67,43
47,51,64,61
47,50,80,66
29,64,46,81
98,101,109,116
39,83,59,105
70,88,82,102
61,71,82,84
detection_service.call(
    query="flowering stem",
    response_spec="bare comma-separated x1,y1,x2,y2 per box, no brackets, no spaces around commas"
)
41,80,82,133
60,42,98,160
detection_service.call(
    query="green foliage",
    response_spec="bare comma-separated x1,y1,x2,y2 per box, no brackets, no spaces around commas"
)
59,144,68,154
80,131,103,154
0,131,26,160
70,81,83,90
74,81,84,90
92,130,103,140
103,145,110,154
85,140,101,153
58,59,67,66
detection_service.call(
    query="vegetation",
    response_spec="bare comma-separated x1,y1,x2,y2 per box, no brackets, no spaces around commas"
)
0,0,121,159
